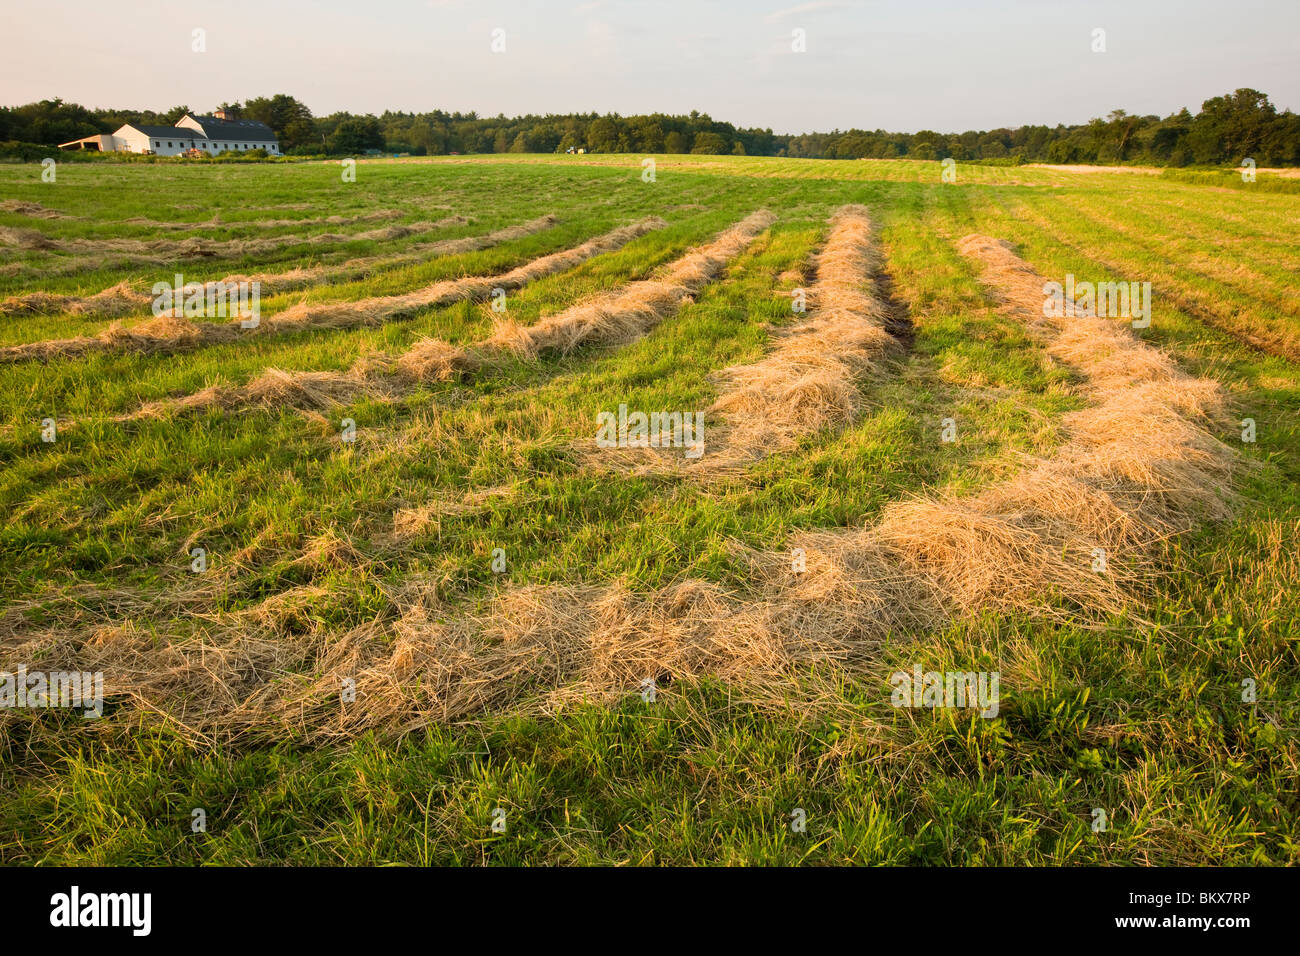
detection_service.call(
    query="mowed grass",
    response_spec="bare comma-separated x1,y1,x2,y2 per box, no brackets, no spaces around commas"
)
0,156,1296,865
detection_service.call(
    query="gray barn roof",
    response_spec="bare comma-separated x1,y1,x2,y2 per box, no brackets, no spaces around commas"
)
127,125,204,138
185,116,278,142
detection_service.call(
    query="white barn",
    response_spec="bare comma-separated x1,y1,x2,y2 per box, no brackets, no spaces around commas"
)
110,124,206,156
59,109,280,156
174,111,281,154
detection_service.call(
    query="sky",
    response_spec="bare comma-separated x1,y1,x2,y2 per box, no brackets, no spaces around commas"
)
3,0,1298,133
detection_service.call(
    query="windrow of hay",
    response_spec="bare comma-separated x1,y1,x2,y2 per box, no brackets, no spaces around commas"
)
584,204,898,475
483,209,777,358
3,219,661,364
0,280,155,321
0,202,403,227
357,209,775,383
130,358,401,418
1,232,1238,741
1,313,232,363
733,236,1236,638
0,215,560,317
251,217,666,338
0,215,482,280
0,199,73,219
0,216,466,261
121,209,403,229
950,233,1235,541
127,213,771,417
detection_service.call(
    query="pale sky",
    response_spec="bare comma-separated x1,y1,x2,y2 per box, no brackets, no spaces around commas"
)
3,0,1297,133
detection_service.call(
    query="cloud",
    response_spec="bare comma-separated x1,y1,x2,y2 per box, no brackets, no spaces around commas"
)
585,19,616,49
764,1,851,23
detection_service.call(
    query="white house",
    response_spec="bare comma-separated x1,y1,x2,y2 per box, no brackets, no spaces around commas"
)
59,109,280,156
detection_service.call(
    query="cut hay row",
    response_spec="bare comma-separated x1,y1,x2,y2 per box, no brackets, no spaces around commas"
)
1,219,661,364
483,209,778,358
0,199,74,219
0,215,471,273
1013,194,1300,363
0,233,1239,741
0,216,462,259
1,199,403,229
127,211,774,418
390,208,777,384
0,214,560,318
206,214,554,295
257,217,666,338
0,279,155,320
584,204,898,476
121,209,404,230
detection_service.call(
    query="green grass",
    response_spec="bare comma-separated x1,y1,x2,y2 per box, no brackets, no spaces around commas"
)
0,155,1296,865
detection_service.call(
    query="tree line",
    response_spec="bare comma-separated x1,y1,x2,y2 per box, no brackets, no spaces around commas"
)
3,89,1296,166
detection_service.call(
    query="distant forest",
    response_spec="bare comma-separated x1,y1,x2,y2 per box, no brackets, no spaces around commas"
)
3,88,1297,166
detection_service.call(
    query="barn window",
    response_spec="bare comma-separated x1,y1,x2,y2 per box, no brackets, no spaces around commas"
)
154,141,160,147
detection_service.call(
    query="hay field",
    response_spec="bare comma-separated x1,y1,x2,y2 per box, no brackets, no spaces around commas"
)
0,155,1296,865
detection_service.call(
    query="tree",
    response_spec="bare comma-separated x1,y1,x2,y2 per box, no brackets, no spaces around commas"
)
690,131,728,154
4,88,1298,167
1149,110,1192,164
1107,109,1139,160
631,119,665,152
0,98,103,145
910,136,937,160
1191,88,1277,164
244,94,315,151
586,117,619,152
329,116,384,154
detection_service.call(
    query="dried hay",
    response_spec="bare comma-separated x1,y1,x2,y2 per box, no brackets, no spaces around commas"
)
705,204,895,466
126,215,758,417
581,205,898,475
0,216,465,259
484,210,776,357
0,215,560,317
0,232,1241,741
0,199,72,219
1,217,608,365
259,217,664,338
1,312,234,363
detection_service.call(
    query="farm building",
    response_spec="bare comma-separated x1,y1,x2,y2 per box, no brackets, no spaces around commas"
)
59,110,280,156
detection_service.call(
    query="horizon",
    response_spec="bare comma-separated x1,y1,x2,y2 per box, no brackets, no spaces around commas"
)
3,0,1297,136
